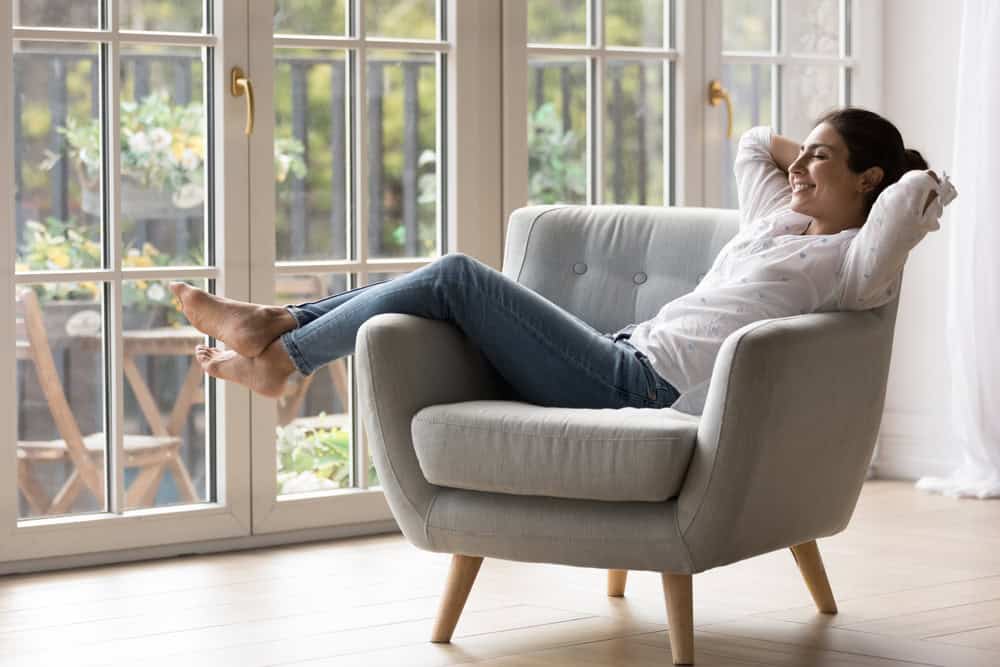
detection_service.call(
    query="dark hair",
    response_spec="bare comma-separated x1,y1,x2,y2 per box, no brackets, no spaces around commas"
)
813,107,929,217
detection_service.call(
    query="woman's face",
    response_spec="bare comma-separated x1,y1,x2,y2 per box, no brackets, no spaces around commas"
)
787,122,874,224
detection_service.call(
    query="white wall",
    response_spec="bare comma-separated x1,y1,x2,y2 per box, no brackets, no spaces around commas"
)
874,0,963,479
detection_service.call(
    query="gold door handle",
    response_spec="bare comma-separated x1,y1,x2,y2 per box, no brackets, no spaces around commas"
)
707,79,733,139
230,67,254,135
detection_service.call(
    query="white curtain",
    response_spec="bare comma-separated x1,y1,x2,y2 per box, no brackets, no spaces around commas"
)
916,0,1000,498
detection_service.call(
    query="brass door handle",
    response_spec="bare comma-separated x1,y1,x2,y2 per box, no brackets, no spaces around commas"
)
230,67,254,135
707,79,733,139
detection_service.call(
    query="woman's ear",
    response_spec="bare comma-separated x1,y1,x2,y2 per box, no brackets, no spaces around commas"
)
858,166,884,193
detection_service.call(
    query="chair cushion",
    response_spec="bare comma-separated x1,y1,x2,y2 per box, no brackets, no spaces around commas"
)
411,400,699,502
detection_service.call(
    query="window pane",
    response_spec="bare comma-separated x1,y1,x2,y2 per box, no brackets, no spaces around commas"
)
16,283,106,519
274,0,347,36
365,0,437,40
14,0,98,29
723,0,772,52
787,0,841,56
274,49,348,262
605,60,664,205
780,64,840,143
274,274,355,496
14,42,102,273
122,278,207,509
121,0,205,33
528,0,587,46
606,0,665,49
721,63,773,209
119,46,206,267
527,58,587,205
367,51,440,259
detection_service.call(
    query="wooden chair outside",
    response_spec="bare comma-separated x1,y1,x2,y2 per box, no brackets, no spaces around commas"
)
275,275,350,428
15,288,199,516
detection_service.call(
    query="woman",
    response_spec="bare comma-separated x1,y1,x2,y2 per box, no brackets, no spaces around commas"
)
172,106,957,415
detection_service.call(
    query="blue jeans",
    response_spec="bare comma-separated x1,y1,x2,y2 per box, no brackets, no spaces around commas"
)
279,253,680,410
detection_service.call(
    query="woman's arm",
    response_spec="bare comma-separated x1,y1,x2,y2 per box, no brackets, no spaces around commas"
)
837,170,957,310
734,126,794,227
770,133,800,173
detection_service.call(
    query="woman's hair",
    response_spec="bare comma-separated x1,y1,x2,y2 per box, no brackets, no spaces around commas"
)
813,107,929,217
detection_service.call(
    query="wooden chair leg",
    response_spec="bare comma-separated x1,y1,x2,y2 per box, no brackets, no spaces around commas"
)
125,464,165,508
431,554,483,643
48,468,89,515
790,540,838,614
607,569,628,597
17,458,52,516
167,452,201,502
662,573,694,665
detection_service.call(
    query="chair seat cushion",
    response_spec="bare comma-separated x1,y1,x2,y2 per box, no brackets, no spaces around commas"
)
411,400,699,502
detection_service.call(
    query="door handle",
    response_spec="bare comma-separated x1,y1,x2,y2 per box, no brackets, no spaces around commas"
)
707,80,733,139
230,67,255,135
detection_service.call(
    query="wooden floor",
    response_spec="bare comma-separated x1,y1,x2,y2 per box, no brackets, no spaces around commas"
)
1,480,999,666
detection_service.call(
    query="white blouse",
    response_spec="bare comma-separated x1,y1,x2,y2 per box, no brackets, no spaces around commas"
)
629,125,957,415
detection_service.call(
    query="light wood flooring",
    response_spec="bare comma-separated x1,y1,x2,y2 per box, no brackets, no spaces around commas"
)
1,480,999,666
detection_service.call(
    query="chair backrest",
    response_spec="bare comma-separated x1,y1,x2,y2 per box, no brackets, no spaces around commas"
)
503,205,740,334
16,289,95,466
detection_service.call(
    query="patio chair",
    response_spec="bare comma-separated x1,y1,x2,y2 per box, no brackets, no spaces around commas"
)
356,205,901,665
16,288,197,515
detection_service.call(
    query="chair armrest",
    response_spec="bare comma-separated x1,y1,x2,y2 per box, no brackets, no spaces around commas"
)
355,313,511,548
676,309,894,571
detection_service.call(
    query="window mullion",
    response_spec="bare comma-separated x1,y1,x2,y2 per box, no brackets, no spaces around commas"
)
591,0,604,204
104,0,126,515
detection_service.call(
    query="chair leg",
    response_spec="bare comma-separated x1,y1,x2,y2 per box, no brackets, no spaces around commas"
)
17,458,52,516
431,554,483,643
607,569,628,597
790,540,838,614
662,573,694,665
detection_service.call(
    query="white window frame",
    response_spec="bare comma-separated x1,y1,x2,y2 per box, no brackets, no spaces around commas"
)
0,0,254,566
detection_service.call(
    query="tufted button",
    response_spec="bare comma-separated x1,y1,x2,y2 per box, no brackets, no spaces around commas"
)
572,262,587,275
632,272,647,285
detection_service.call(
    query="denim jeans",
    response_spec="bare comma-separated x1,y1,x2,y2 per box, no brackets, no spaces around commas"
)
280,253,680,410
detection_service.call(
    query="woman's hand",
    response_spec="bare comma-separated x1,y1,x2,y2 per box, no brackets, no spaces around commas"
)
923,169,940,214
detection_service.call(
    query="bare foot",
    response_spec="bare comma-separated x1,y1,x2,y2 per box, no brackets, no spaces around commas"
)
171,282,297,358
195,338,297,398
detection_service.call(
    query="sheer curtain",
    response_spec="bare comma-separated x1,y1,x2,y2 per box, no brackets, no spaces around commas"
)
916,0,1000,498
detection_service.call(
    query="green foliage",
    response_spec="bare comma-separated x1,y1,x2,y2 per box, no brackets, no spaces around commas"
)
60,91,306,195
528,103,586,204
276,416,352,493
17,216,194,322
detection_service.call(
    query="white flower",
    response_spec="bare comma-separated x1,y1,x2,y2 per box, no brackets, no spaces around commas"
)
150,128,172,151
180,148,200,171
172,183,205,209
127,131,151,153
127,247,141,258
281,471,337,494
146,283,167,302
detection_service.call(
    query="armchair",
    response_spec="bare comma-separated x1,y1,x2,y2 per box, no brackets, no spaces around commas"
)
357,205,899,665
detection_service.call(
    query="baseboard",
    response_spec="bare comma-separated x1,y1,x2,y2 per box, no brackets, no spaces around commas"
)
873,409,961,481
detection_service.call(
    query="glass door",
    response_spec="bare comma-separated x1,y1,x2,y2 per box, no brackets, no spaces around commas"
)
246,1,451,533
703,0,882,208
2,0,252,562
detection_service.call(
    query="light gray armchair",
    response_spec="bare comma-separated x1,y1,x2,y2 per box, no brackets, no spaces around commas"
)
356,205,900,665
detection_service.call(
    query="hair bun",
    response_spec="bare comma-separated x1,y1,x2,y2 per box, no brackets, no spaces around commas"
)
904,148,929,171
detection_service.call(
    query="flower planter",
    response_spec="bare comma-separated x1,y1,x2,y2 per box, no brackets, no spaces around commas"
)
82,179,203,221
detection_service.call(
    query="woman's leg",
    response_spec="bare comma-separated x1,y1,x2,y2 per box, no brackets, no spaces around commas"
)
284,280,391,328
280,253,679,409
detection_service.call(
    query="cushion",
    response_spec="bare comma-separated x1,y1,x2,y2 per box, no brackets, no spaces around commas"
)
411,400,699,502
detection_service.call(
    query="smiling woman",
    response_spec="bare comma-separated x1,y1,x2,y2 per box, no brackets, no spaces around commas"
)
766,107,934,236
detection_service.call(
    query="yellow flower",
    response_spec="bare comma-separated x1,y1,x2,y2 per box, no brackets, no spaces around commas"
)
187,135,205,159
124,254,154,268
80,281,98,296
47,247,71,269
142,242,160,257
136,280,149,291
84,240,101,258
15,262,29,273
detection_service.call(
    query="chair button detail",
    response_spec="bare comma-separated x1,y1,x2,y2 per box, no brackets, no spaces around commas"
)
633,272,647,284
572,262,588,275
